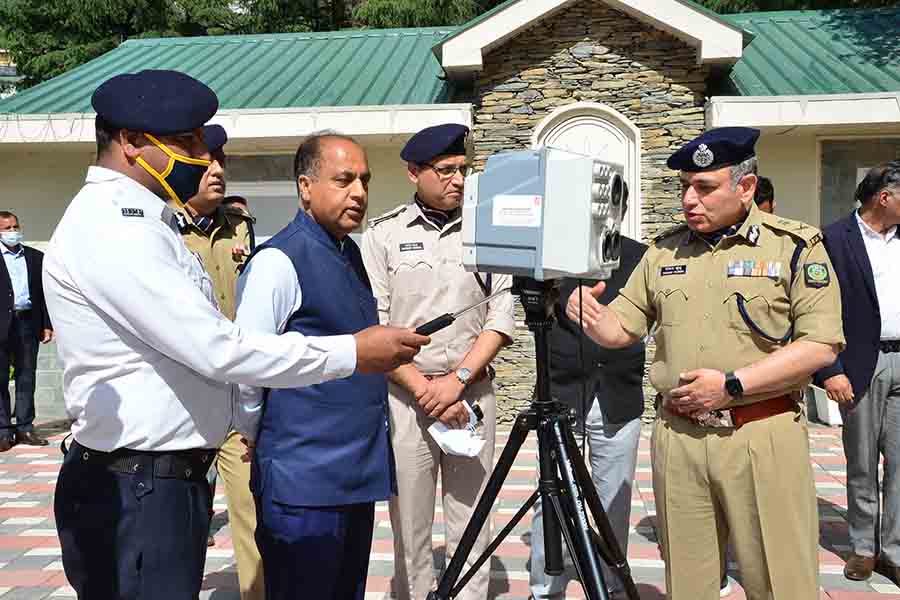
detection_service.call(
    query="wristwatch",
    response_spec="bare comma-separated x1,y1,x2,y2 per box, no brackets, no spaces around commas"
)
724,371,744,399
455,367,472,386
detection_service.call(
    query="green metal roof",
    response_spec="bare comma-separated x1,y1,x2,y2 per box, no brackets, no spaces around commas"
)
0,28,454,115
2,4,898,117
721,7,900,95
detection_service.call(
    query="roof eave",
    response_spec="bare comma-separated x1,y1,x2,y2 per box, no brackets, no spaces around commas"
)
0,103,475,146
436,0,746,77
707,92,900,128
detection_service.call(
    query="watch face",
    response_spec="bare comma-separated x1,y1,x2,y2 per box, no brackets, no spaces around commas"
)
457,368,472,382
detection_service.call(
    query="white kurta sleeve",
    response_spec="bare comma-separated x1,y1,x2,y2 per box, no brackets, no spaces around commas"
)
78,222,358,392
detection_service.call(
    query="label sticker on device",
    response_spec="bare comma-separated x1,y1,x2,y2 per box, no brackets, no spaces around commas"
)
492,195,543,227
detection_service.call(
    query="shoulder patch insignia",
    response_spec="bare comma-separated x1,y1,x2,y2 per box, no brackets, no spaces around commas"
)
121,207,144,218
804,263,830,288
368,205,407,228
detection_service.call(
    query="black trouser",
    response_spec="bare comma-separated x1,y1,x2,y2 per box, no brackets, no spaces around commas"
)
55,441,214,600
0,310,39,437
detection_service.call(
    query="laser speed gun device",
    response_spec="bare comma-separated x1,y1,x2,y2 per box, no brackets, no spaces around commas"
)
461,146,627,281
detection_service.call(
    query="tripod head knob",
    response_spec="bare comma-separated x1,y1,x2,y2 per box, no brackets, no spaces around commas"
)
512,277,559,324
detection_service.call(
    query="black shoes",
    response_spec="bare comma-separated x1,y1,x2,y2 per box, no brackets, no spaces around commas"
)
14,431,49,446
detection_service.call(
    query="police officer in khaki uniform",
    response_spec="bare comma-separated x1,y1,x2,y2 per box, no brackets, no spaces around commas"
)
171,124,263,600
176,125,254,320
362,124,516,600
568,127,844,599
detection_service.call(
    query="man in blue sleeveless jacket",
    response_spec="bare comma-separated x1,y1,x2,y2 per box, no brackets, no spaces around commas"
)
235,132,430,600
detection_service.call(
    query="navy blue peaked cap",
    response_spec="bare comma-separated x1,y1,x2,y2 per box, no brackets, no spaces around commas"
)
667,127,760,172
401,123,469,162
92,70,218,135
202,124,228,153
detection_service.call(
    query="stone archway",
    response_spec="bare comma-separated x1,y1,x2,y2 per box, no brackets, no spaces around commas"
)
531,102,642,241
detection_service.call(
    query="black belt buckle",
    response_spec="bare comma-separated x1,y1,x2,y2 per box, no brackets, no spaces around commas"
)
153,450,215,480
881,340,900,354
73,442,214,481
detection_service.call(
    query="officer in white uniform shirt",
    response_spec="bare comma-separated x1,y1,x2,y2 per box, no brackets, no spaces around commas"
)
43,70,428,600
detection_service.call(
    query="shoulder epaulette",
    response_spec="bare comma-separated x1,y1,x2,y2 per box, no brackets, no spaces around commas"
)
223,205,256,223
652,224,689,244
223,205,248,217
762,214,823,245
367,204,407,228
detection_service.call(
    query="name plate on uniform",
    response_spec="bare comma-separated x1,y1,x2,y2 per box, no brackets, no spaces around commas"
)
660,265,687,276
399,242,424,252
727,260,781,279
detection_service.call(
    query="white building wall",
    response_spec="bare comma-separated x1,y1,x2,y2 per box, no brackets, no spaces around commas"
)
0,142,414,247
2,132,857,245
755,133,819,226
0,146,94,247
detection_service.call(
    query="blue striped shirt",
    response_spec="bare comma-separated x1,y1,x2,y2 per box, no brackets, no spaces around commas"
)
1,243,30,311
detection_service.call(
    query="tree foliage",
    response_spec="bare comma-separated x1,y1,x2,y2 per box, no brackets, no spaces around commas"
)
352,0,481,28
0,0,896,89
0,0,335,88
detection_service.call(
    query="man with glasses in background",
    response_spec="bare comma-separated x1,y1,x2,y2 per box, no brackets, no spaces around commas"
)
362,124,515,600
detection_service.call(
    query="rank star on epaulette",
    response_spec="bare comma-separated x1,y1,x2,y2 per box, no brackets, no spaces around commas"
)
747,225,760,245
173,211,189,233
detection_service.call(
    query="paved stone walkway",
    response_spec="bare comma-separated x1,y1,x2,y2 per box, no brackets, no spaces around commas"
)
0,422,897,599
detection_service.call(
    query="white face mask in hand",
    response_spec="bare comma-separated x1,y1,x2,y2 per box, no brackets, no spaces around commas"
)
0,231,23,247
427,401,486,458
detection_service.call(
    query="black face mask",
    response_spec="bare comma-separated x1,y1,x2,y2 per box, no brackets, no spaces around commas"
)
136,133,211,207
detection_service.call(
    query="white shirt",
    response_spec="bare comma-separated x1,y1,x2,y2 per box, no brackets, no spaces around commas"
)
43,167,356,452
856,211,900,340
234,247,305,441
1,243,31,311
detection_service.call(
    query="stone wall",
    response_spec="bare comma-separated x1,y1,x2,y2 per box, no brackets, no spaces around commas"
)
476,0,710,420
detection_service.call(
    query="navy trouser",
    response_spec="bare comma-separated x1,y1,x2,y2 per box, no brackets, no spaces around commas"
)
255,496,375,600
54,443,211,600
0,311,39,436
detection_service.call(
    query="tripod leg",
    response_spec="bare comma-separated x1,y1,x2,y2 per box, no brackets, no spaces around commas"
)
562,420,640,600
427,412,531,600
538,414,565,576
450,490,539,597
550,420,609,600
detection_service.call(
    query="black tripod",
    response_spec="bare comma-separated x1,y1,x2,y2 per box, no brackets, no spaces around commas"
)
426,278,639,600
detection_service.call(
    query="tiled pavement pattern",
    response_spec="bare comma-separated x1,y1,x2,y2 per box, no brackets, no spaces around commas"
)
0,424,898,599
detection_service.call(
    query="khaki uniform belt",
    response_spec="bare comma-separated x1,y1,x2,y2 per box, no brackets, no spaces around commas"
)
664,393,797,430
